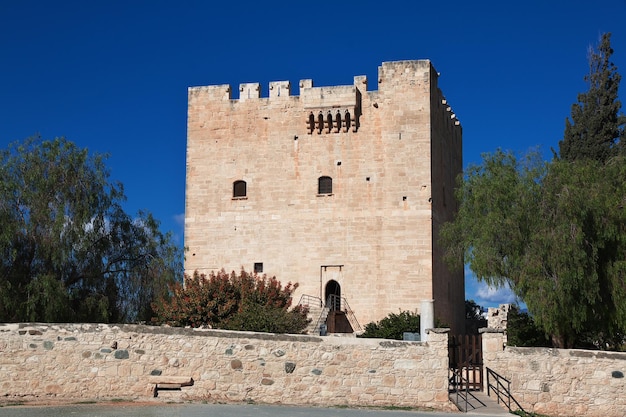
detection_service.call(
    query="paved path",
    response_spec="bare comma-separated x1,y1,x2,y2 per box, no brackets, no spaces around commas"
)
460,391,512,416
0,402,513,417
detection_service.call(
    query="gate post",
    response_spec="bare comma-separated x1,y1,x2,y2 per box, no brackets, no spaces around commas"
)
481,304,510,392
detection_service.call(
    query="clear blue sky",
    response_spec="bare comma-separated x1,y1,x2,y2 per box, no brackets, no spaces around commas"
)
1,0,625,309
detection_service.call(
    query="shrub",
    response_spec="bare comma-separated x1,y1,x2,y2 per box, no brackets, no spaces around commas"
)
359,310,420,340
151,269,309,333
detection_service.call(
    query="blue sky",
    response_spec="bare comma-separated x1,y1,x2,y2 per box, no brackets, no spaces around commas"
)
1,1,625,309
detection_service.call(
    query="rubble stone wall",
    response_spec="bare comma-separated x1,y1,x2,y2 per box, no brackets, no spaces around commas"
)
482,331,626,417
0,323,455,411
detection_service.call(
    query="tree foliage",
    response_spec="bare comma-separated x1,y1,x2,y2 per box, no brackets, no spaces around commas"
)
151,269,310,334
465,299,486,321
441,150,626,348
506,305,551,348
0,137,182,323
359,310,420,340
559,33,625,162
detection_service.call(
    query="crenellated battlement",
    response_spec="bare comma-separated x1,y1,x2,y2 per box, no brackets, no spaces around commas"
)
188,75,367,102
187,60,461,137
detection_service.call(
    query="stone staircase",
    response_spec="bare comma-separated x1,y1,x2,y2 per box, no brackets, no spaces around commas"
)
310,306,330,335
297,295,328,335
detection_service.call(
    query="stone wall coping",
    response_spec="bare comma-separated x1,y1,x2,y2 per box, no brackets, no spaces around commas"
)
3,322,432,348
506,345,626,360
425,327,450,334
479,327,506,334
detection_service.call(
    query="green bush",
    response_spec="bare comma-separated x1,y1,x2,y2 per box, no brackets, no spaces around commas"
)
359,310,420,340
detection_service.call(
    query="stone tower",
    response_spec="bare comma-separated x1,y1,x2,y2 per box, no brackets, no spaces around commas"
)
185,60,464,333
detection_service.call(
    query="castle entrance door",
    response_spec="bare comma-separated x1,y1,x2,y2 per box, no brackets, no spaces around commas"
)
320,265,343,307
321,266,352,333
324,280,341,311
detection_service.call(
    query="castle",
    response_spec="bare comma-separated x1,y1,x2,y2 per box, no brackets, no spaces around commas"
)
184,60,464,333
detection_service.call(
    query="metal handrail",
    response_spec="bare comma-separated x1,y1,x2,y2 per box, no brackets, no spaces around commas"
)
486,367,526,414
297,294,323,309
449,366,485,412
298,293,363,335
296,294,325,334
326,294,362,333
339,295,362,333
313,305,330,335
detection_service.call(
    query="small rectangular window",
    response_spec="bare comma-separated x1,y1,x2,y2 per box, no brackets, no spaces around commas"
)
254,262,263,273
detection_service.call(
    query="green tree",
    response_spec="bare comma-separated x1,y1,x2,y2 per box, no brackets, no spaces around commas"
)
506,305,551,348
558,33,625,162
464,299,487,334
465,299,486,321
441,150,626,348
359,310,420,340
0,136,182,323
151,269,310,334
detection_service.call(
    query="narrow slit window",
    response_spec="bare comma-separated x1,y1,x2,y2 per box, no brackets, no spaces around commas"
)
318,176,332,195
233,180,247,198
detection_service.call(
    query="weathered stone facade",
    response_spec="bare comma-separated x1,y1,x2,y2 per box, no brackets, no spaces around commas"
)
0,323,453,410
185,60,464,332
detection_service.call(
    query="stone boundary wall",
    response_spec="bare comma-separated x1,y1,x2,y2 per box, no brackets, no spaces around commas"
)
0,323,455,411
482,331,626,417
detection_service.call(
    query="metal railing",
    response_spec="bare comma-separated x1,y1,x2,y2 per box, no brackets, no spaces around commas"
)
297,294,323,309
486,367,526,414
296,295,325,334
297,293,362,335
448,366,485,412
326,294,362,333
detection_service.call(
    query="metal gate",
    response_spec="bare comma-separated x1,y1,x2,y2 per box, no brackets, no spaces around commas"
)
449,334,483,391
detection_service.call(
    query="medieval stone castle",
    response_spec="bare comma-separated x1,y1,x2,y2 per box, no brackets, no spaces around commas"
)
184,60,464,333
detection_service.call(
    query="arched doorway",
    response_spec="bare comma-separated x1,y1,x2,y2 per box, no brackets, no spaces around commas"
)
325,280,341,311
324,280,353,333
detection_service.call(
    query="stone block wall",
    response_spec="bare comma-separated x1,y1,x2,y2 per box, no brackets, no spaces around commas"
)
482,331,626,417
0,323,455,411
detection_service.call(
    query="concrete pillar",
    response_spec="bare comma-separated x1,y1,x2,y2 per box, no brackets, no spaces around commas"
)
420,299,434,342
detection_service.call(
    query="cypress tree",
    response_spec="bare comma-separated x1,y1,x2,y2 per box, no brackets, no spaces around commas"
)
559,33,625,163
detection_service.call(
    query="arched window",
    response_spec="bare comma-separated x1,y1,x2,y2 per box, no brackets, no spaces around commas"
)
335,111,342,132
233,180,247,198
344,110,351,132
317,112,324,134
326,112,333,133
308,113,315,134
318,176,332,195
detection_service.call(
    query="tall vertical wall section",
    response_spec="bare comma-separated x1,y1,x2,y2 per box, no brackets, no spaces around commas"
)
185,60,464,332
0,323,454,410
